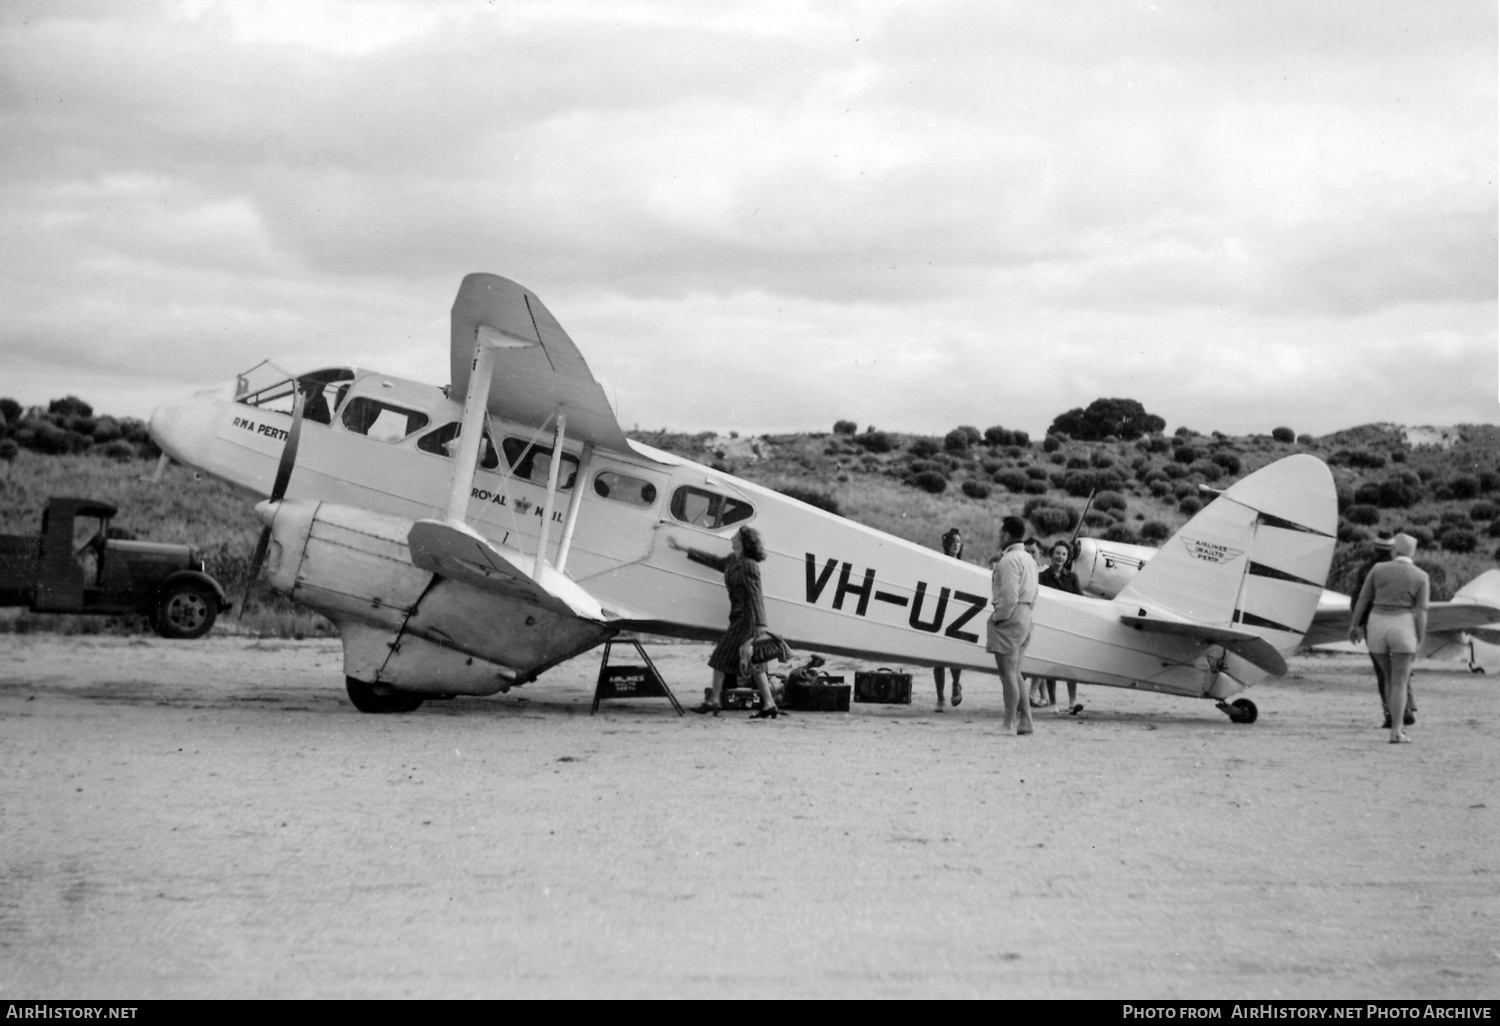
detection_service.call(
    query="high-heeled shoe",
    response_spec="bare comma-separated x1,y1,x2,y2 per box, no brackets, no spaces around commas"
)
750,707,780,719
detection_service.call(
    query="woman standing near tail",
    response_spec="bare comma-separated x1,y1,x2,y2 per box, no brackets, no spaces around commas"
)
669,526,782,719
1349,533,1428,744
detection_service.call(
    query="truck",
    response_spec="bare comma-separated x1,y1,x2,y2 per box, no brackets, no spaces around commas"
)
0,497,229,638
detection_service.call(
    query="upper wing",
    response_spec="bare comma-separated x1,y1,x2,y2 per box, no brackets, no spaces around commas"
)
449,273,632,452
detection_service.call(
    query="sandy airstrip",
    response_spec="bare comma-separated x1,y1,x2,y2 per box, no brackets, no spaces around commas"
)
0,634,1495,1000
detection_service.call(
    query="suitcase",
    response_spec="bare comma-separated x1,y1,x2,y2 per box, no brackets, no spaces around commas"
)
853,667,912,704
783,674,849,712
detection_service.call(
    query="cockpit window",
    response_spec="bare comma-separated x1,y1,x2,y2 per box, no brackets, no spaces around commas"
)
670,486,754,529
502,438,579,490
235,363,355,421
417,422,500,470
593,471,658,508
341,397,430,443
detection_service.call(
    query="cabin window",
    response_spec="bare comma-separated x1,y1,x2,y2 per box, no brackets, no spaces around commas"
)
235,363,354,418
670,486,754,529
341,397,430,443
593,471,658,508
502,438,579,490
417,422,500,470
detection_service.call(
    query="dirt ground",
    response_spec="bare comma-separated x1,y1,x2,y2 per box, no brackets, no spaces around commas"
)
0,634,1495,999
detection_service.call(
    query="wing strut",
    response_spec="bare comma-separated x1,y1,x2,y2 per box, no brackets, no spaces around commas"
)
556,442,593,574
444,323,537,525
532,410,567,580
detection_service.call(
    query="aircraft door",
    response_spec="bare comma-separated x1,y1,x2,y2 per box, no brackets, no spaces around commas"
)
566,464,671,579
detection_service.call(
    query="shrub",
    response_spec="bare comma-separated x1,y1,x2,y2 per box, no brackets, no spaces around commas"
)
1487,517,1500,538
1296,433,1314,446
1093,490,1127,513
1090,452,1115,469
1439,527,1478,553
1060,471,1097,498
1101,524,1139,544
909,437,940,458
1376,477,1420,508
913,471,947,494
1345,504,1381,526
994,470,1029,492
1148,480,1172,498
1042,435,1062,453
99,439,136,462
1139,520,1171,543
1048,398,1166,441
1189,460,1223,482
1025,466,1049,480
1161,462,1187,480
48,396,93,419
983,426,1013,446
1028,506,1072,535
833,419,857,435
1210,451,1242,475
1178,496,1203,516
1011,430,1030,447
1173,444,1199,464
1023,479,1050,495
1066,456,1090,469
1271,426,1295,443
1479,471,1500,493
777,486,841,516
856,431,895,454
944,427,976,453
961,480,991,500
1449,475,1481,500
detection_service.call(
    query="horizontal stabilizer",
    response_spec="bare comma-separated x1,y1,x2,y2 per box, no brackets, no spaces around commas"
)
407,518,614,623
1120,614,1288,676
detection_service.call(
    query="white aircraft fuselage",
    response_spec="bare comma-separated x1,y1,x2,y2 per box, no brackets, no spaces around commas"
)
148,273,1339,715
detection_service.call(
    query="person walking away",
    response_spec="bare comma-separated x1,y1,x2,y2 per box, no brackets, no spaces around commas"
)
933,527,966,711
1349,533,1428,744
669,526,782,719
1038,539,1084,714
989,516,1040,735
1351,534,1414,728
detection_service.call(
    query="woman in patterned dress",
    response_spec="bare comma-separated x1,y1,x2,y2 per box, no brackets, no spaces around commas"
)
668,525,781,719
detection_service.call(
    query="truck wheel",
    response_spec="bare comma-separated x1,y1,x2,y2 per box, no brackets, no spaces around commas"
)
156,584,217,639
345,677,424,714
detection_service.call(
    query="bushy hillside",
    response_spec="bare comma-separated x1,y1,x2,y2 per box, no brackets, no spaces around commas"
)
630,420,1500,602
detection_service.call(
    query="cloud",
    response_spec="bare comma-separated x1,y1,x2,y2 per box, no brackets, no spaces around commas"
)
0,0,1493,440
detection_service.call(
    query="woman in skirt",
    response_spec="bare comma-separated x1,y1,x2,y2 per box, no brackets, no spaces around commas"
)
668,525,782,719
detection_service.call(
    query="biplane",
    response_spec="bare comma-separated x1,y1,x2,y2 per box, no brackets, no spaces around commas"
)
150,273,1340,721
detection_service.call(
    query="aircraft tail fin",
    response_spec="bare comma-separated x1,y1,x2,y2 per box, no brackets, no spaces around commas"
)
1116,454,1337,671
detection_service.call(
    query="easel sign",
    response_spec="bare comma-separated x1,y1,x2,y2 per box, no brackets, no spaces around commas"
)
591,636,683,715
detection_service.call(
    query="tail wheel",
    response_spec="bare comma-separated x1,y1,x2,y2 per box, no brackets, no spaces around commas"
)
156,584,218,639
1217,697,1258,724
345,677,424,714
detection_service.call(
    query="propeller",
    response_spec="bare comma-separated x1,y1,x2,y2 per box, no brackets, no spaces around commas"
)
240,384,307,616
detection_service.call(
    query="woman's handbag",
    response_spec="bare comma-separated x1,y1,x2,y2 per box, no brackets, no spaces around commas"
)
750,630,791,666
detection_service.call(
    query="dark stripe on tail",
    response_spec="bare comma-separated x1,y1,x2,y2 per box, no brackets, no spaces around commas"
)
1234,609,1299,634
1247,560,1325,590
1257,511,1335,538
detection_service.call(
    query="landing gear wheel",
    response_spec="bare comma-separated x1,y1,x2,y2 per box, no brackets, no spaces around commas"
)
1217,697,1258,724
155,584,217,639
345,677,424,714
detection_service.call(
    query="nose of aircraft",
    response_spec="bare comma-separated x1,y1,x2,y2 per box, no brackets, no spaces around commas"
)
149,393,221,469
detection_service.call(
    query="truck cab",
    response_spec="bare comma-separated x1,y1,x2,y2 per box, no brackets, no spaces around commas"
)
0,497,229,638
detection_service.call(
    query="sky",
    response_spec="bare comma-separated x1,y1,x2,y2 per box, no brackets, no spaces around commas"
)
1,0,1495,440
